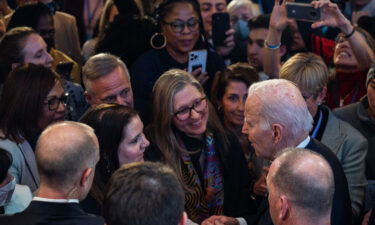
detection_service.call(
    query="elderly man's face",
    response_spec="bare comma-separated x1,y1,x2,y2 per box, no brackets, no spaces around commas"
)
242,95,276,160
86,66,134,108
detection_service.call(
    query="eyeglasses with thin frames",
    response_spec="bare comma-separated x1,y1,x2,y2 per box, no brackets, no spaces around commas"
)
173,97,207,121
44,92,69,111
163,18,200,33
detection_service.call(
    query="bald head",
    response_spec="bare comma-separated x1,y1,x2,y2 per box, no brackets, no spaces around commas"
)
246,79,313,140
35,122,99,190
268,148,334,222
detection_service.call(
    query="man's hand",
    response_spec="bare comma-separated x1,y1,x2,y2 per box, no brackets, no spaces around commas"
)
201,215,239,225
253,167,269,196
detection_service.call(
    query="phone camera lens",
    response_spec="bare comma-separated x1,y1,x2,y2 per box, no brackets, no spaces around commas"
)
309,11,317,19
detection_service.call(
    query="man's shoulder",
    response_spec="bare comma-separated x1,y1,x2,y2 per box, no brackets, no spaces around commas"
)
0,201,104,225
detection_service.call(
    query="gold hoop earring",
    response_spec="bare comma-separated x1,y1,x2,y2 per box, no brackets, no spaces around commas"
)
150,33,167,49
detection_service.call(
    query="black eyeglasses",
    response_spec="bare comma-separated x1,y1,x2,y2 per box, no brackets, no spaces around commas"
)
163,18,200,33
44,93,69,111
173,97,207,121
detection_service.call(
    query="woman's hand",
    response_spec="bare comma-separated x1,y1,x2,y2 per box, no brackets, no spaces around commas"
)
216,28,235,57
311,0,353,34
270,0,293,34
190,67,209,85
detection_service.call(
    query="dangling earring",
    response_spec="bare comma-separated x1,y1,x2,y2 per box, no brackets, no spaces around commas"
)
150,33,167,49
217,105,223,114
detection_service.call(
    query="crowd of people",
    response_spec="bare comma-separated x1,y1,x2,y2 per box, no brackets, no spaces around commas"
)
0,0,374,225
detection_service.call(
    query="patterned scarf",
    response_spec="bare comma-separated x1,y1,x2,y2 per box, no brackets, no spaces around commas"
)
181,134,224,223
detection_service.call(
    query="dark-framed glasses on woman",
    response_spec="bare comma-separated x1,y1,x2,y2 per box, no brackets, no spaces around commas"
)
163,18,200,33
44,92,69,111
174,97,207,121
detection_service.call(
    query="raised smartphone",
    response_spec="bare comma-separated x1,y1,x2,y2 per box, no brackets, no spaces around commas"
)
286,2,321,22
212,12,230,47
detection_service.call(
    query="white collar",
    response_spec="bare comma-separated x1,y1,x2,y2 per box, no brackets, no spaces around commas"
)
296,136,311,148
33,197,79,203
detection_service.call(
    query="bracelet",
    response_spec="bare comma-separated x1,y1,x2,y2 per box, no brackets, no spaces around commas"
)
264,40,281,50
344,28,355,38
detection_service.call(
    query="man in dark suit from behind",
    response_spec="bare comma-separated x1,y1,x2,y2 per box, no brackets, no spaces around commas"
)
0,121,104,225
103,161,187,225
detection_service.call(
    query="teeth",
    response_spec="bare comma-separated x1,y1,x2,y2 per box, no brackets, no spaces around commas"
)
338,52,349,57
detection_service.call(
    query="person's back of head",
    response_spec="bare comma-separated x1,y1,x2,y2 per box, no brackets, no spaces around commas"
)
35,121,99,200
103,162,186,225
7,2,52,31
280,52,329,99
247,79,313,144
267,148,334,225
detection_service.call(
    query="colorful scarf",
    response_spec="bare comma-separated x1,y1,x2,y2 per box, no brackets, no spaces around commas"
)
181,135,224,223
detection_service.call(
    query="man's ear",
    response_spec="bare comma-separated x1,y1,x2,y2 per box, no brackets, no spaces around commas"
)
316,86,327,105
279,195,290,221
271,123,283,144
80,167,93,188
178,212,188,225
84,91,94,105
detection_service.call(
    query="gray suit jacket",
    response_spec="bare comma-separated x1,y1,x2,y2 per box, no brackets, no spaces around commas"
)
321,106,367,218
0,137,39,192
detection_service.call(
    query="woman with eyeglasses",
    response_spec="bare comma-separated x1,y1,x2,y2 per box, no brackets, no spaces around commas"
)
145,69,255,224
131,0,225,123
0,26,86,121
0,64,66,192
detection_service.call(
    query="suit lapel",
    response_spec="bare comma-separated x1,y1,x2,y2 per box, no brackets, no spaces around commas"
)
18,141,39,188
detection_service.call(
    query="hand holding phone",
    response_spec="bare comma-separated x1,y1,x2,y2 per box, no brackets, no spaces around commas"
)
286,2,321,22
212,12,230,47
188,50,207,73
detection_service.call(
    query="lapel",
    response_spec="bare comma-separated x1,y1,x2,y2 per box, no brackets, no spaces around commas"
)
321,109,345,155
18,141,39,188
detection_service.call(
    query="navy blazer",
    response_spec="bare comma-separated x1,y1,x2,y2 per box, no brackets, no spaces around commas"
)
244,138,352,225
0,201,105,225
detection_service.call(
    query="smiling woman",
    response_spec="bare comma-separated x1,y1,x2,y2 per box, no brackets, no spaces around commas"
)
0,64,65,193
79,104,149,215
145,69,256,223
131,0,225,124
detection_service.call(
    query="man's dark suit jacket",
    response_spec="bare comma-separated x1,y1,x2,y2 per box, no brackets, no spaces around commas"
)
0,201,105,225
245,138,352,225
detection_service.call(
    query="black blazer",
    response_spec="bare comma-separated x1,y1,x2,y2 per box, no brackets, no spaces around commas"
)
244,138,352,225
0,201,105,225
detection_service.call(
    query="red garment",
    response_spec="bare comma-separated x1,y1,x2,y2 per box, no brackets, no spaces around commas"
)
326,70,367,109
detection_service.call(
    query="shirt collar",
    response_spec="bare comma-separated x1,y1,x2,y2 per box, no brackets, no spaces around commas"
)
33,197,79,203
296,136,311,148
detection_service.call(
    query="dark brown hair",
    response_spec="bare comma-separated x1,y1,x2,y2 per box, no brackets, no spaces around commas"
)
211,62,259,110
0,64,61,143
79,104,138,206
0,27,36,83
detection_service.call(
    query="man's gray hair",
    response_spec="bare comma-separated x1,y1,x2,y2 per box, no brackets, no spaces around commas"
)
271,148,334,219
248,79,313,139
83,53,130,92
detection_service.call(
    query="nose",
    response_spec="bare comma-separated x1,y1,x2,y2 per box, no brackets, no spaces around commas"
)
57,99,66,113
141,134,150,148
238,99,245,111
46,52,54,65
190,108,201,119
242,122,249,134
181,23,190,34
248,43,258,55
115,96,129,107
